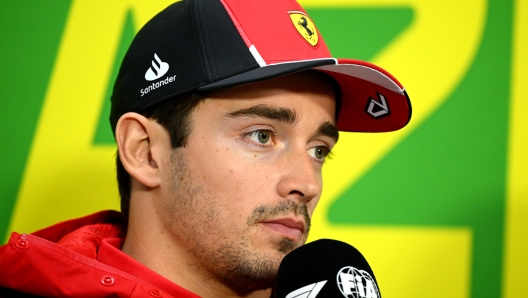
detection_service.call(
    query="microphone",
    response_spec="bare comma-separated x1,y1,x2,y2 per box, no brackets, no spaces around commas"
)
275,239,381,298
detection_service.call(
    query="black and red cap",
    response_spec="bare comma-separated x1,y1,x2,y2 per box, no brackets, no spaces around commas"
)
110,0,412,134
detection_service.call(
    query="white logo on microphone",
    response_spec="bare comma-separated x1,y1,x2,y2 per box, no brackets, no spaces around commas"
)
286,281,327,298
337,266,379,298
145,53,169,81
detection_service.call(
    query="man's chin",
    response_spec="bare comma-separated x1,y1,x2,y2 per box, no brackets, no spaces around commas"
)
275,237,301,254
229,239,301,293
221,253,279,295
214,234,304,294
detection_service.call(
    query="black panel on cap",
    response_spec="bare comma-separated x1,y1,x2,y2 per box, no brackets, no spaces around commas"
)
110,0,258,134
194,0,259,82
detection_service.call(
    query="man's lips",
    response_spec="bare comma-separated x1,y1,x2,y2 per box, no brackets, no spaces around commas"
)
260,218,306,240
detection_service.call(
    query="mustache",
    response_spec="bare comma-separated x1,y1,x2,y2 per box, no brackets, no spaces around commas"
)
247,200,311,235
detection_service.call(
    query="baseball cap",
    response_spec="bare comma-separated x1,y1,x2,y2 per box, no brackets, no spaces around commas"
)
110,0,412,134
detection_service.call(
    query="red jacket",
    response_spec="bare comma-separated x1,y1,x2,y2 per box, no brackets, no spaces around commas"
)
0,211,200,298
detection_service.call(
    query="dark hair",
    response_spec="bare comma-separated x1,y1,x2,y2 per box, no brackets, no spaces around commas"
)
116,93,205,222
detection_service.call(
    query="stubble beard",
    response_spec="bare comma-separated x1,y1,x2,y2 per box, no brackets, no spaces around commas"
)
214,201,311,293
167,149,311,295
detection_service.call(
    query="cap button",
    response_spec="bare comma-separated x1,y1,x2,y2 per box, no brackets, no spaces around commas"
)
148,289,163,297
100,275,115,286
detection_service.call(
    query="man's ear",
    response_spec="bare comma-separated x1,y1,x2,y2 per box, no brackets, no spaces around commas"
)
115,112,167,188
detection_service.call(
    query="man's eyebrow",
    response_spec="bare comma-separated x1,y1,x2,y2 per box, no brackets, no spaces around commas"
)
318,121,339,143
226,104,298,124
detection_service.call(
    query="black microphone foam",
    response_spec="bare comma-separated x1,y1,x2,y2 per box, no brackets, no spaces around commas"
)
275,239,381,298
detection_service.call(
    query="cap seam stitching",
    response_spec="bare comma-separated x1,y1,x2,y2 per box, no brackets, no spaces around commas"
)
219,0,253,48
191,0,210,82
201,2,219,78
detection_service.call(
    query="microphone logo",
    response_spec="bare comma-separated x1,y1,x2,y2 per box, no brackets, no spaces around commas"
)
337,266,380,298
286,281,327,298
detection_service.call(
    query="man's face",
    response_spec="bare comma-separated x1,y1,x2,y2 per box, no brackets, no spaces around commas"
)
158,71,338,293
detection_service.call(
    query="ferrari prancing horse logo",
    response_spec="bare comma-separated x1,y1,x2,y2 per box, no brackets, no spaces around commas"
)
289,11,319,46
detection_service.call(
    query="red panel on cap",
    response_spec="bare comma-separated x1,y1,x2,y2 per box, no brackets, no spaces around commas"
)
220,0,332,64
326,71,411,132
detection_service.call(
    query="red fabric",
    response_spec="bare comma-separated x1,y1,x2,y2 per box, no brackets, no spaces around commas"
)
0,211,200,298
220,0,332,64
328,70,410,132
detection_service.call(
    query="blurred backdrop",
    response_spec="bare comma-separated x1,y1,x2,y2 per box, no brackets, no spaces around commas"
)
0,0,526,297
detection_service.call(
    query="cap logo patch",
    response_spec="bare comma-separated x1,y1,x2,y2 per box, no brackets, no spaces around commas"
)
145,53,169,81
365,92,391,119
289,12,318,46
140,53,177,97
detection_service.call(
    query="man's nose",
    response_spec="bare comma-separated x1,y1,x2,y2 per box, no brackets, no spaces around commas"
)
276,149,321,204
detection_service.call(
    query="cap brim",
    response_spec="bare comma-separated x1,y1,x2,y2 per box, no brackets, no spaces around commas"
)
317,59,412,133
198,58,412,133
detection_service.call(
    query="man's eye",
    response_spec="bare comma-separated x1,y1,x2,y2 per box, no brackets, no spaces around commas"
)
247,130,272,144
257,131,271,143
308,146,329,160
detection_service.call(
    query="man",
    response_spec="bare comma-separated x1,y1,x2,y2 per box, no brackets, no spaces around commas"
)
0,0,411,297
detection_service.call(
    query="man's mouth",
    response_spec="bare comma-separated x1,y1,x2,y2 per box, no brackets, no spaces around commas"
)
259,217,306,241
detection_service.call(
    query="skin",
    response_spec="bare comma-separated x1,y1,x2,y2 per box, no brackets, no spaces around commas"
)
117,71,338,298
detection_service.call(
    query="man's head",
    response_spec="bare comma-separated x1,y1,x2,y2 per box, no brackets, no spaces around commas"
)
110,0,411,295
116,70,337,295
